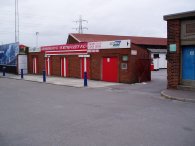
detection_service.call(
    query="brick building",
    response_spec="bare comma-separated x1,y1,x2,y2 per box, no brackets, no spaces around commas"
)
28,33,166,83
164,10,195,89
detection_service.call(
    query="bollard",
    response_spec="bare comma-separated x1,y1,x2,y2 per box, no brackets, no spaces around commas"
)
2,67,6,76
43,70,46,82
84,72,88,87
21,69,24,79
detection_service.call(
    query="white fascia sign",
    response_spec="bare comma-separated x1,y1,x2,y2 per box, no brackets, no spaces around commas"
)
78,54,90,58
88,40,131,52
29,47,41,53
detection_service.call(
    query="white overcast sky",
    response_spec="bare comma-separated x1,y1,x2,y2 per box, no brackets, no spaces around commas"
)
0,0,195,47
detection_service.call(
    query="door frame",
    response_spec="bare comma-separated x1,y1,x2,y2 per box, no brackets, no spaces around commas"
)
181,46,195,86
32,56,38,74
45,56,51,76
61,57,68,77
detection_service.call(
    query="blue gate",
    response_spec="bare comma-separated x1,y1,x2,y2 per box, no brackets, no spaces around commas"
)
182,46,195,80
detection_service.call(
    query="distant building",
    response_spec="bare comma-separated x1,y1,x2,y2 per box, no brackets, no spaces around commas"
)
148,48,167,70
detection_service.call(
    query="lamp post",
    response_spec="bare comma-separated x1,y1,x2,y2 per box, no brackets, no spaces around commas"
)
36,32,39,48
15,0,19,43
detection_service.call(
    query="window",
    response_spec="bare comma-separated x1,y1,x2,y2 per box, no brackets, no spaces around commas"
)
154,54,159,58
122,55,128,61
121,63,128,70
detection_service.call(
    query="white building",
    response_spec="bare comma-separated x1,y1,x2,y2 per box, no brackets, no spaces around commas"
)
148,48,167,70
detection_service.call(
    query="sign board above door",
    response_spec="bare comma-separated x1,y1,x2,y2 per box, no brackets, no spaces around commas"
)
42,43,88,55
88,40,131,52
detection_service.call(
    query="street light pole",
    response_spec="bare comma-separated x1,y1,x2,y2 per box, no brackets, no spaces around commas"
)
15,0,16,42
15,0,19,43
36,32,39,48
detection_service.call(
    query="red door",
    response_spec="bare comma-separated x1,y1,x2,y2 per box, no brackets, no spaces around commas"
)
61,57,68,77
81,58,90,79
102,57,118,82
32,57,38,74
45,57,51,76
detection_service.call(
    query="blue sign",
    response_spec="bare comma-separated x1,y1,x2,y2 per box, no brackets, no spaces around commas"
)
169,44,176,52
0,43,19,66
110,40,121,47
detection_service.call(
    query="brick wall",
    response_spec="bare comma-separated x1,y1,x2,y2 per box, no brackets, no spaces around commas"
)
129,44,151,83
28,52,44,74
68,55,81,78
167,19,181,89
90,48,131,83
90,53,101,80
51,56,61,76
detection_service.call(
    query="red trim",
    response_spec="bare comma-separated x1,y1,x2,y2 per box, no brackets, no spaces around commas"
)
60,57,69,77
45,58,48,75
61,57,64,77
45,57,52,76
33,57,38,74
66,58,69,77
50,57,52,75
36,57,39,73
45,51,87,55
61,57,66,77
41,43,87,52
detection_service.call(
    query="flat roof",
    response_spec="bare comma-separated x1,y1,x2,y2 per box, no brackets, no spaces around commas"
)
164,10,195,21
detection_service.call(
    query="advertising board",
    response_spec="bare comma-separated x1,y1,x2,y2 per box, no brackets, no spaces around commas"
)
29,47,41,53
0,42,19,66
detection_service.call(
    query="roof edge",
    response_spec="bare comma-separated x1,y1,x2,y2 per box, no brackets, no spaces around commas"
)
70,33,167,40
68,33,167,46
164,10,195,21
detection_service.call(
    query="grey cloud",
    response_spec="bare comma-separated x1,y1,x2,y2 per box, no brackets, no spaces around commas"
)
0,0,194,47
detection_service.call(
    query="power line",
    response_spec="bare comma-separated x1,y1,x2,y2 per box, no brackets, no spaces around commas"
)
73,15,88,34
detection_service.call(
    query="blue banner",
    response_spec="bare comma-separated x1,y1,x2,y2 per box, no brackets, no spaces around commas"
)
0,43,19,66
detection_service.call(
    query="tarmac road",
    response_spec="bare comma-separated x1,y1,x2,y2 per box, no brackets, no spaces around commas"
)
0,70,195,146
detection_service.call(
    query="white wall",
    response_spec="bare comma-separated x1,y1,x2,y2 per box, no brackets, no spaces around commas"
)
159,53,167,69
151,53,167,69
18,55,28,74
